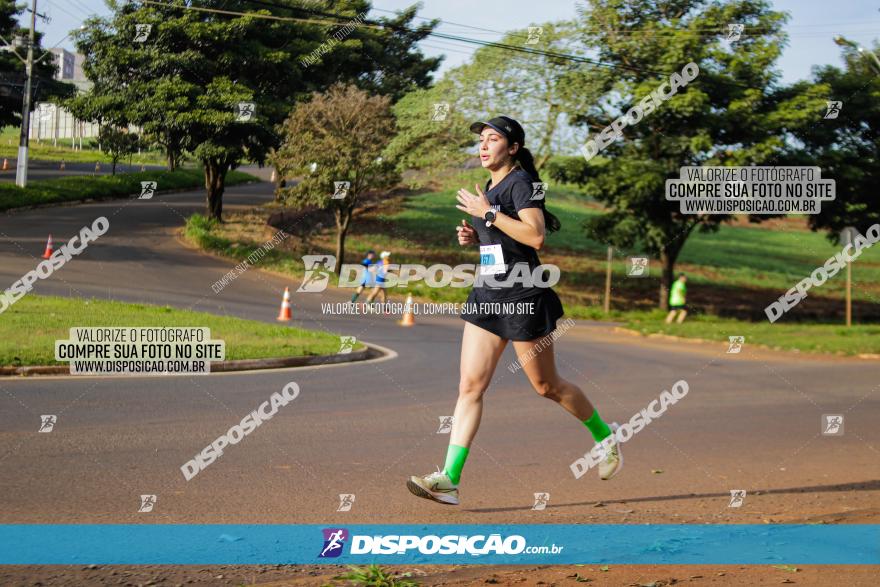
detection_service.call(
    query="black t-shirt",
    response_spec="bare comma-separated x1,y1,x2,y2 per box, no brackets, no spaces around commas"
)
469,168,550,302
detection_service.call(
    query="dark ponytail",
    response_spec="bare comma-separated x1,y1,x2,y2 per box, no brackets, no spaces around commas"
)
514,146,561,233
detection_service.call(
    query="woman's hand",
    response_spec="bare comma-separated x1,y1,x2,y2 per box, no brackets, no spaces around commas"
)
456,219,478,247
455,184,491,219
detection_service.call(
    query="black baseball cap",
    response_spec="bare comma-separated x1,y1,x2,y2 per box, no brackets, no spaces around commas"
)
469,116,525,147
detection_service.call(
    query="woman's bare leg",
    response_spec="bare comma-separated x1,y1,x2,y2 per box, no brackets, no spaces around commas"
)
449,322,509,448
511,336,595,421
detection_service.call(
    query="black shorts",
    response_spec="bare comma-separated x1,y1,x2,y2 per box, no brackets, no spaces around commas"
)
460,288,564,341
669,304,687,311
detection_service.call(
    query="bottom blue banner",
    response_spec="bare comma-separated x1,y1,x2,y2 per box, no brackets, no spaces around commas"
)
0,524,877,565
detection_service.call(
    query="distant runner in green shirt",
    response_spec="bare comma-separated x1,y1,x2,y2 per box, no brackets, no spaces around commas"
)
665,274,688,324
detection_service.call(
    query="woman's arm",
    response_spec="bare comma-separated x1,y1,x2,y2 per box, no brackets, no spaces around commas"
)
455,184,546,250
489,207,545,250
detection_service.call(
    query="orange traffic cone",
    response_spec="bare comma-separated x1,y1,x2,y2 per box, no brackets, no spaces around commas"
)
42,235,53,259
276,287,292,321
400,293,416,326
2,158,8,170
59,160,65,171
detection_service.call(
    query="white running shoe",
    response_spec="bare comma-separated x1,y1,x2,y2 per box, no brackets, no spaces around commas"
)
407,466,460,505
598,422,623,480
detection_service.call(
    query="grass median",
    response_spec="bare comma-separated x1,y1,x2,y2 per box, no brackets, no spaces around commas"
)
0,169,258,212
0,294,359,366
0,126,168,165
582,308,880,356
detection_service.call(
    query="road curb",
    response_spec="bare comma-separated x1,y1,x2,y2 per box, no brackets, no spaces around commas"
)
0,343,384,378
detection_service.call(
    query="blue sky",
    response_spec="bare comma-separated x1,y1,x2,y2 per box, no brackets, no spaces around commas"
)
31,0,880,84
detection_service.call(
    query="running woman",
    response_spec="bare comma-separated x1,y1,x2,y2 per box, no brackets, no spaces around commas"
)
406,116,622,506
350,250,377,303
365,250,392,305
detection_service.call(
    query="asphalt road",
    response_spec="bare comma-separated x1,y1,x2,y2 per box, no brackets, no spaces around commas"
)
0,180,878,529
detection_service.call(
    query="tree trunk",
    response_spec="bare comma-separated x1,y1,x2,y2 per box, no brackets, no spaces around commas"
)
334,208,352,277
204,160,228,222
111,159,117,176
659,249,676,310
167,150,176,171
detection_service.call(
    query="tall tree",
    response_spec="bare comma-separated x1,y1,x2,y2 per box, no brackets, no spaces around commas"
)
560,0,824,308
442,20,586,168
273,83,399,271
382,78,472,187
70,0,440,221
783,43,880,240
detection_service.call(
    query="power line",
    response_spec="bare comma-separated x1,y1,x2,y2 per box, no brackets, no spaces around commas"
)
143,0,672,78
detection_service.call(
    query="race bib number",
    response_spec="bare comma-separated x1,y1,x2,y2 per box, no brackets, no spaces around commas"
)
479,244,506,275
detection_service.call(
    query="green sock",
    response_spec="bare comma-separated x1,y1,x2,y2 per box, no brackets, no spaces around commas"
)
442,444,469,485
350,292,359,302
583,409,612,442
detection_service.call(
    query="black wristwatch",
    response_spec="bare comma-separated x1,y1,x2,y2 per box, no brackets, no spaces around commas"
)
484,209,497,227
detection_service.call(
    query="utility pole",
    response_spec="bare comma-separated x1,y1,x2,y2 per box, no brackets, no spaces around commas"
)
603,246,613,314
15,0,37,188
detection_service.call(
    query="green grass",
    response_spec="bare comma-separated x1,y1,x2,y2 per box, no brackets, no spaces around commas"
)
617,309,880,356
0,126,169,165
185,213,305,275
0,169,258,212
0,294,360,366
183,176,880,355
325,565,420,587
388,182,880,303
